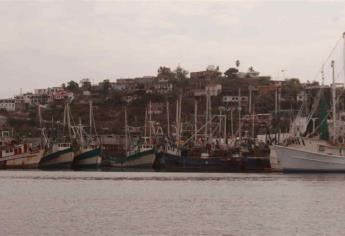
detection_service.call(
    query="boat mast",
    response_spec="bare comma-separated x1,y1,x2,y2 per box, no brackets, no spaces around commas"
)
79,117,84,147
176,97,180,145
89,100,92,136
208,90,212,142
124,106,128,156
230,108,234,138
205,90,209,140
38,105,48,146
179,94,182,142
39,105,43,128
194,98,198,143
63,104,67,133
166,100,170,138
223,108,227,143
331,60,336,144
343,32,345,85
252,102,255,138
238,88,242,141
149,101,152,145
66,103,72,139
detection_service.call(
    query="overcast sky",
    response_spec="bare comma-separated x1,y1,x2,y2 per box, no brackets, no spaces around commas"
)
1,1,345,98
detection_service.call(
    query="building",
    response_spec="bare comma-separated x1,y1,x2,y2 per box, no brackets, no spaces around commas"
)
149,102,165,115
223,95,248,104
34,88,49,95
194,89,206,97
53,90,74,101
20,93,50,106
80,78,92,89
113,79,138,91
134,76,155,85
190,66,222,81
152,81,173,94
0,99,16,111
34,87,63,96
122,95,139,103
111,82,126,91
193,84,222,97
205,84,222,96
235,67,260,79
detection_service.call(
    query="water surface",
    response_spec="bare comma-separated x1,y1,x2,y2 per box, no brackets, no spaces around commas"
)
0,171,344,236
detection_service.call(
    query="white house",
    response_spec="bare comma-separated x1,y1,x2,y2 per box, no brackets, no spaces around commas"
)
0,99,16,111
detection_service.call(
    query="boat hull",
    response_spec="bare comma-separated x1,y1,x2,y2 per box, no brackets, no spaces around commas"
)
39,148,74,170
111,149,156,169
5,149,44,169
268,146,282,172
161,152,243,172
273,145,345,172
73,148,102,169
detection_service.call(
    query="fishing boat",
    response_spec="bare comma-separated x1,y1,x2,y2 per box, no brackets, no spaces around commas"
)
73,145,102,169
160,143,243,172
110,104,156,169
159,90,270,172
38,103,75,170
0,142,44,169
39,142,75,169
0,120,45,169
273,32,345,172
72,101,102,169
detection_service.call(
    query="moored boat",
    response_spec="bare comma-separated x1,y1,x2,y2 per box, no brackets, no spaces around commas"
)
39,143,74,170
161,147,243,172
73,146,102,169
272,142,345,173
72,101,102,170
111,144,156,169
1,143,44,169
273,32,345,173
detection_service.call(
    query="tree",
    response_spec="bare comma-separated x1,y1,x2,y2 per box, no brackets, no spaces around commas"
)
224,67,238,79
174,66,188,80
282,78,302,105
102,79,111,94
235,60,240,68
66,81,79,92
157,66,175,80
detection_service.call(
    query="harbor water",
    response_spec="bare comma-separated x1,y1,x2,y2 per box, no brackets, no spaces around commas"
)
1,171,345,236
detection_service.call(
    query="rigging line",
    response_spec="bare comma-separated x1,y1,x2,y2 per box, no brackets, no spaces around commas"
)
310,36,342,83
307,86,345,138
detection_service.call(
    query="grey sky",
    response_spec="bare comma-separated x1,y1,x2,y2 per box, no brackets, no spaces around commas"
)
1,1,345,98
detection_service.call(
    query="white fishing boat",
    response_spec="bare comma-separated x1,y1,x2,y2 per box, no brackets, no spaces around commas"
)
272,140,345,172
273,32,345,172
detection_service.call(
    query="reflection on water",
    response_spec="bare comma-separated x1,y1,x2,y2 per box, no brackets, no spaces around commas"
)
0,171,345,236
